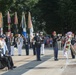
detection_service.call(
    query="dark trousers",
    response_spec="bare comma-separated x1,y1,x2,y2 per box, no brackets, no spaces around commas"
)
25,45,29,55
71,49,75,58
0,57,6,69
53,47,58,60
32,45,36,55
7,44,11,55
6,56,14,68
0,56,14,69
36,47,41,60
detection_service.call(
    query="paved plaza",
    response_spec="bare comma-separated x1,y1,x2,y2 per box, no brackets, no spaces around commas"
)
0,48,76,75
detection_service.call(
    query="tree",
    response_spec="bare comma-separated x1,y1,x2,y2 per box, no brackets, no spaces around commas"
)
1,0,76,34
33,0,76,34
0,0,39,33
32,0,60,34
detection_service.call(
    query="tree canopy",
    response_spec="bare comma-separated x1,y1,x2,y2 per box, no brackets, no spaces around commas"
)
0,0,76,34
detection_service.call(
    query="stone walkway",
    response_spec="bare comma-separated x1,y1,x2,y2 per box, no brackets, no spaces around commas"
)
62,60,76,75
0,48,75,75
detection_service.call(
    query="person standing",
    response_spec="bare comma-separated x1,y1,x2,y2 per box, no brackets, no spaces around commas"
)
35,32,41,61
2,34,8,55
32,33,36,55
10,33,15,56
5,32,11,55
40,32,45,55
16,34,23,56
24,35,30,55
57,34,62,50
52,31,59,61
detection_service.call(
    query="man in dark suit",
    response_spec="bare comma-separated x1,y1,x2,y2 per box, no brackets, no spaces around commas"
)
52,31,59,61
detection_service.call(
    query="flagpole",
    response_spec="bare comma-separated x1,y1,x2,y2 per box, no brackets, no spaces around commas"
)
7,11,11,34
0,12,3,35
14,12,18,34
28,12,34,42
21,12,27,38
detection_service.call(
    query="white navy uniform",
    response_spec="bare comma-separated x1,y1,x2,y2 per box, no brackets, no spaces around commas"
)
10,37,14,56
16,36,23,55
40,36,45,55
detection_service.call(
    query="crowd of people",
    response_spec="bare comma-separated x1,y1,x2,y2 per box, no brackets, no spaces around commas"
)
52,31,76,61
0,31,76,70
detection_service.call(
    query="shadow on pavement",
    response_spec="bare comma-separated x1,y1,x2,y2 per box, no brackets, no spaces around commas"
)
2,55,52,75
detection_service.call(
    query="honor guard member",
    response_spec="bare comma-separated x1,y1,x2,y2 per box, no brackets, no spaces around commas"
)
40,32,45,55
52,31,59,61
10,33,14,56
35,32,41,61
24,35,30,55
5,32,11,55
32,33,36,55
16,34,23,56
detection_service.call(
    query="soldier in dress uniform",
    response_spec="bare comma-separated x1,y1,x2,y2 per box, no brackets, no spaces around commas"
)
35,32,41,61
5,32,11,55
24,35,30,55
40,32,45,55
10,33,15,56
32,33,36,55
16,34,23,56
